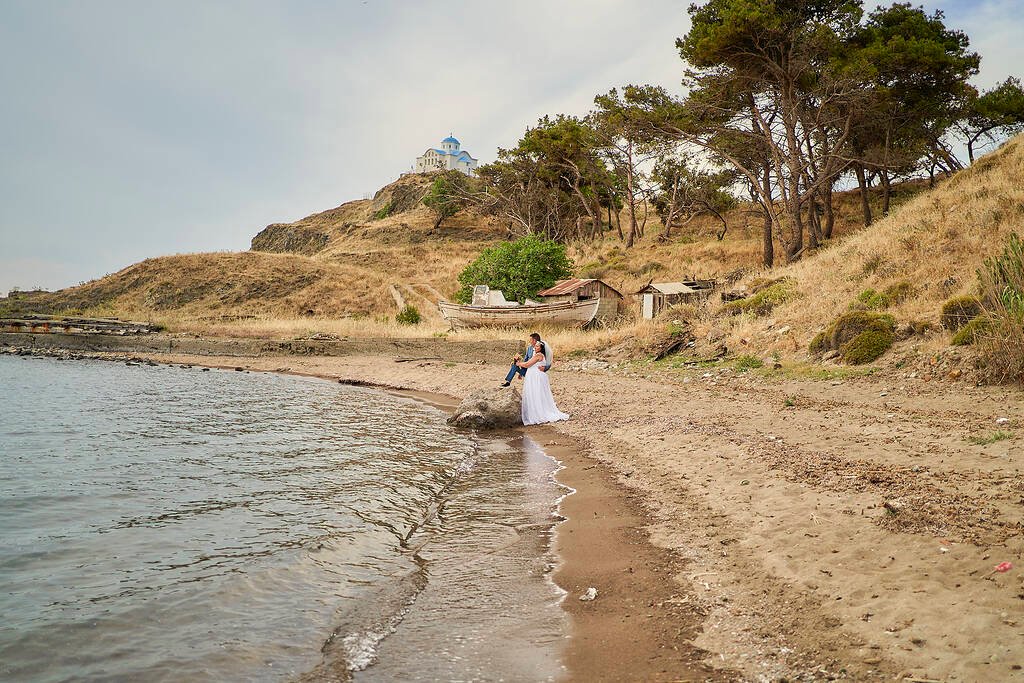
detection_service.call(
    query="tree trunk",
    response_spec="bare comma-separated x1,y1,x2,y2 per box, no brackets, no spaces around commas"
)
762,208,774,268
784,188,804,261
855,164,873,227
807,197,820,250
880,171,891,217
822,184,834,239
625,199,637,248
759,166,774,268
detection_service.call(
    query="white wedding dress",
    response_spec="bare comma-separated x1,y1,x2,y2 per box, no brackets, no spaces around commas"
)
521,352,570,425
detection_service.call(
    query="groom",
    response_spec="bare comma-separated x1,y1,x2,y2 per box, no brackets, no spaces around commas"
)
500,332,548,387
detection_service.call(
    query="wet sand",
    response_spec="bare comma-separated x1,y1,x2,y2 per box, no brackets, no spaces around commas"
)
6,335,1024,681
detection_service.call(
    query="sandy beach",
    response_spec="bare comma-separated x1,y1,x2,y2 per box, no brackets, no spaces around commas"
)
5,335,1024,681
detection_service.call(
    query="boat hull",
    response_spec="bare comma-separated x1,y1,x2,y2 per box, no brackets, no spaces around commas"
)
438,298,600,329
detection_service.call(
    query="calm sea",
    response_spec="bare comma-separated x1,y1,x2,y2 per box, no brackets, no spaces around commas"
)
0,355,567,682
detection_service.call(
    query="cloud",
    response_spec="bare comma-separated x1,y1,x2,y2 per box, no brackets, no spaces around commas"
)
0,0,1019,294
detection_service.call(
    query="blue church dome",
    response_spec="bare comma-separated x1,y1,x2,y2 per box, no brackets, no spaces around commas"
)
442,135,459,144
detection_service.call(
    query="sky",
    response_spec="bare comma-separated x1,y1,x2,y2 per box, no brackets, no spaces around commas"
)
1,0,1021,295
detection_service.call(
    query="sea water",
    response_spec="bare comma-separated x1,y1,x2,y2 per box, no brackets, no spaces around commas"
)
0,355,566,682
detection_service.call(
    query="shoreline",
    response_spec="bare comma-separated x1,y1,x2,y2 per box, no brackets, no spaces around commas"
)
1,342,709,681
6,333,1024,681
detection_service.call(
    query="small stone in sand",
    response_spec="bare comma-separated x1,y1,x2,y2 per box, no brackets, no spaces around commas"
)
579,587,598,601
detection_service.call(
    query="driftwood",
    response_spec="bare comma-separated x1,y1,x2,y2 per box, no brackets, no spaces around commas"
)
394,356,443,363
652,324,696,361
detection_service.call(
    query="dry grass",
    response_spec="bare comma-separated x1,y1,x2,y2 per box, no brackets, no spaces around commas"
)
12,139,1019,372
163,312,667,357
700,136,1024,359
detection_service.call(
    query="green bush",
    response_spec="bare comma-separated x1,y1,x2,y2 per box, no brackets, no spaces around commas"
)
853,282,914,311
883,281,915,305
422,171,470,230
951,315,990,346
372,202,393,221
455,234,573,304
830,311,896,350
855,288,888,310
808,329,832,356
940,296,983,331
811,311,897,364
722,279,796,316
734,354,764,371
395,305,421,325
840,328,896,364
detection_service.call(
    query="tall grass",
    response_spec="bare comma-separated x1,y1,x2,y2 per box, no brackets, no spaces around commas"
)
977,232,1024,382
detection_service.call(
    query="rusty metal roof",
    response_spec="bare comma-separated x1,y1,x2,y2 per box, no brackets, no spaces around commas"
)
635,282,699,296
537,278,593,295
537,278,623,297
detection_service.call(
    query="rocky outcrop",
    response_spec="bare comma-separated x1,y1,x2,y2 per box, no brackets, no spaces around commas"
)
250,224,331,255
369,173,434,218
447,387,523,429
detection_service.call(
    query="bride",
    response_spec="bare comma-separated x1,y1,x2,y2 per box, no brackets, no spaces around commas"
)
517,339,569,425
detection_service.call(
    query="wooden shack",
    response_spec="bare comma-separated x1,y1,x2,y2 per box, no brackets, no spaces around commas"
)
635,280,716,319
536,278,623,321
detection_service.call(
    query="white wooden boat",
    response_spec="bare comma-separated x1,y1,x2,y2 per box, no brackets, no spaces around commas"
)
438,297,600,329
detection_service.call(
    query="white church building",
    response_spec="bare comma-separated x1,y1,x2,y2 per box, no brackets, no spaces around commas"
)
414,135,478,175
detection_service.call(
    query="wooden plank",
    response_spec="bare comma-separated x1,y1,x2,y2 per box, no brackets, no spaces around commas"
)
415,283,448,303
388,284,407,310
400,284,443,321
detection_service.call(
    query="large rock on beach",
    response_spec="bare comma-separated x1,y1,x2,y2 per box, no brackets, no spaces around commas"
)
447,387,522,429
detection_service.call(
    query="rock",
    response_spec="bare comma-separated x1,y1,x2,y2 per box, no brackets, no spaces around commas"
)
996,417,1011,425
580,358,611,371
822,350,840,361
447,387,523,429
579,587,598,601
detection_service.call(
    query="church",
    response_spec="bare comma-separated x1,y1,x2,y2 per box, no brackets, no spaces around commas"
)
414,135,478,175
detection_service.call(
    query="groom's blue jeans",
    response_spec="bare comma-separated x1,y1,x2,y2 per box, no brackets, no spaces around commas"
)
504,363,526,383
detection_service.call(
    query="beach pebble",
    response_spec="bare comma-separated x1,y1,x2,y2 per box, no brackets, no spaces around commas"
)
996,417,1011,425
579,587,598,601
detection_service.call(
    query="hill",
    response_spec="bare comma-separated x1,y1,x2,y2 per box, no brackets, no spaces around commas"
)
693,134,1024,367
1,173,506,322
4,134,1020,375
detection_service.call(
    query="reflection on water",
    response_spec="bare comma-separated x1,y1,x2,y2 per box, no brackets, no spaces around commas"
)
0,356,566,682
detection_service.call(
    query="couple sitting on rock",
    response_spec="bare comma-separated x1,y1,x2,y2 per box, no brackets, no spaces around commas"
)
501,332,568,425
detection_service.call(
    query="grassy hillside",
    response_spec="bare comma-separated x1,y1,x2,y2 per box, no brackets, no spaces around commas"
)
3,173,507,322
699,134,1024,363
5,134,1020,375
